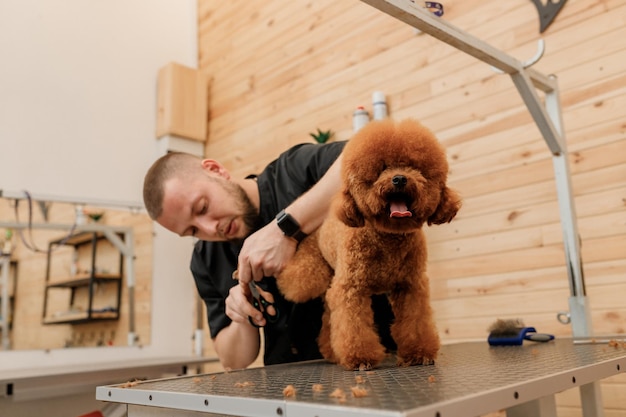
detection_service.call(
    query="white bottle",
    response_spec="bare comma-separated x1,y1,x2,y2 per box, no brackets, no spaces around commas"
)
75,205,86,225
352,106,370,133
372,91,388,120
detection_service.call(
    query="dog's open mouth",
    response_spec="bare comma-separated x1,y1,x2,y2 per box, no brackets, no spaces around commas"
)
388,195,413,218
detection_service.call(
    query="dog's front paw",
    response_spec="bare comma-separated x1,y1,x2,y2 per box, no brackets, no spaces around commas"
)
340,358,375,371
397,354,436,367
338,348,386,371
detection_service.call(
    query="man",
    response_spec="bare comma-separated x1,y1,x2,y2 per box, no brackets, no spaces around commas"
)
143,141,394,370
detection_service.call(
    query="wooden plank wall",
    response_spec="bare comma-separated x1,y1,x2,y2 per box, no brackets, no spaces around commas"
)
197,0,626,414
0,201,153,351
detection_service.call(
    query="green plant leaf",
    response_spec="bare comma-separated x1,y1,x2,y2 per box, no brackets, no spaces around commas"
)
310,128,333,144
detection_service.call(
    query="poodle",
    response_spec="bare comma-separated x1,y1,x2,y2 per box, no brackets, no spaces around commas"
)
277,118,461,370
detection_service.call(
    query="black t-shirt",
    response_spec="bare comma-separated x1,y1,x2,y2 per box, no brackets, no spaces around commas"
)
190,141,395,365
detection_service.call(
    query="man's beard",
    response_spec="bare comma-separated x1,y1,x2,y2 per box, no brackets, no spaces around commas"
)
222,179,261,243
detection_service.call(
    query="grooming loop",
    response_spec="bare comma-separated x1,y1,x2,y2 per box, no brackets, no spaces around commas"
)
491,39,546,74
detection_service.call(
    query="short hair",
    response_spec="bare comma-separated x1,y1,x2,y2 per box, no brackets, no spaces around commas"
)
143,152,202,220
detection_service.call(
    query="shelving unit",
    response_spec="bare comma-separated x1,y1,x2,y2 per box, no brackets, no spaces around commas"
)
42,231,124,325
0,220,137,345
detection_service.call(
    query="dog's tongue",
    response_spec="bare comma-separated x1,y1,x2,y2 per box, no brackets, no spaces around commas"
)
390,201,412,218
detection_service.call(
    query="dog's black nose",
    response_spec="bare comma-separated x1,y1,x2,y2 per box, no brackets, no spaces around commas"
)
392,175,407,187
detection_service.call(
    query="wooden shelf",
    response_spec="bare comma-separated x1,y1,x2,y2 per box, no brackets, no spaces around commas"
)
46,274,121,288
57,232,104,246
43,309,119,325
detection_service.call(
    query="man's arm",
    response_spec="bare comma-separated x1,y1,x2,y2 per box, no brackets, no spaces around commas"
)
236,154,342,284
191,244,264,370
213,322,260,370
287,152,343,235
212,284,263,369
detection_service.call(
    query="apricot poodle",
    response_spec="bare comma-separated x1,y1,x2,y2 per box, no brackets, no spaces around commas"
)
277,119,461,370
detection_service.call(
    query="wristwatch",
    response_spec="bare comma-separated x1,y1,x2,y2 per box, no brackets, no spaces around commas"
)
275,209,308,243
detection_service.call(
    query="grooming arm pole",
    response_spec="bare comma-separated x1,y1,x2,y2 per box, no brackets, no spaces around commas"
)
542,76,603,417
359,1,600,415
1,255,9,351
103,229,137,346
542,82,593,336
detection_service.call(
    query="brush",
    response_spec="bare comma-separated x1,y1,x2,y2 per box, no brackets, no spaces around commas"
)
487,318,555,346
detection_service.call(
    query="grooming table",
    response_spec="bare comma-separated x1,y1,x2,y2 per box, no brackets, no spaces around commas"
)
96,339,626,417
2,356,216,401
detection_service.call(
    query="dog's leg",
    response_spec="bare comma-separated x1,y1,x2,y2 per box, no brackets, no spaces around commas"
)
326,282,386,370
389,277,440,366
276,231,333,303
317,301,336,362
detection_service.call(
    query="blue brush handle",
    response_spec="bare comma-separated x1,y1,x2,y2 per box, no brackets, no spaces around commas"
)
488,327,555,346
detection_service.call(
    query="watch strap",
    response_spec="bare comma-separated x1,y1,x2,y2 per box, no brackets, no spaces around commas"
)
291,229,308,243
276,209,307,243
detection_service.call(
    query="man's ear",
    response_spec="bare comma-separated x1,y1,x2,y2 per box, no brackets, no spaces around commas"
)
201,159,230,179
335,190,365,228
428,187,462,225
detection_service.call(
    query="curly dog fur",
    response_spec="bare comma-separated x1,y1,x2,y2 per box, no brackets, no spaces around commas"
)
277,119,461,370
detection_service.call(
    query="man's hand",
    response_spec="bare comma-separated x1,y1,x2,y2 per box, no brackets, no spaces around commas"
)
235,220,297,286
215,284,262,369
225,282,260,325
226,277,278,327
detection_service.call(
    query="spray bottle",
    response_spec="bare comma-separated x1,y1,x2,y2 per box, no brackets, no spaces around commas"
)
352,106,370,133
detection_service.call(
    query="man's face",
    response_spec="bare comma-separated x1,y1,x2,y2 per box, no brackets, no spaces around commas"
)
157,170,258,242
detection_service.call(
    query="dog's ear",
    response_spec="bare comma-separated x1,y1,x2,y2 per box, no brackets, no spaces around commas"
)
335,190,365,228
428,187,462,225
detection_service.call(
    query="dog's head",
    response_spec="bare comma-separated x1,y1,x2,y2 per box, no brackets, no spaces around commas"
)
336,119,461,233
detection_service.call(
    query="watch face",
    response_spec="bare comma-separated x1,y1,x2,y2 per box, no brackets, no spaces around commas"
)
278,211,300,236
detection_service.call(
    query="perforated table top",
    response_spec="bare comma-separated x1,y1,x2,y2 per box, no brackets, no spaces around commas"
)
96,339,626,417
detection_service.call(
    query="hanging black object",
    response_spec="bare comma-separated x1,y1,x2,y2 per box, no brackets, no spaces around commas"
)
530,0,568,33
